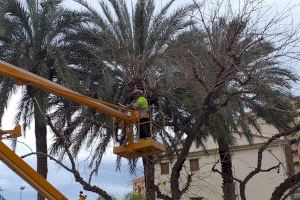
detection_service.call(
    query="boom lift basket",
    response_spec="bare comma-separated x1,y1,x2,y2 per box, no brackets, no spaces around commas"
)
0,60,166,159
112,110,166,159
113,138,166,159
0,60,166,199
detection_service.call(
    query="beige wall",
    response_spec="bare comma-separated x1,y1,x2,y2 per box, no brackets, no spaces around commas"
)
155,138,289,200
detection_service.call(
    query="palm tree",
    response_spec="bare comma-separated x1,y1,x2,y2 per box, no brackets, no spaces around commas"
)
202,93,295,200
0,0,83,199
202,18,296,200
164,18,297,199
49,0,195,199
72,0,194,89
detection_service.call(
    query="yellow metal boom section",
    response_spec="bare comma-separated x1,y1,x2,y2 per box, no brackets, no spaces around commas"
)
0,60,165,198
0,140,68,200
0,60,134,122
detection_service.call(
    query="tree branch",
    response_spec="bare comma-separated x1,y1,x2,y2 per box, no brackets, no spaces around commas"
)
270,171,300,200
212,160,242,183
260,163,281,173
153,184,172,200
239,123,300,200
46,115,113,200
180,174,193,194
281,182,300,200
21,152,72,173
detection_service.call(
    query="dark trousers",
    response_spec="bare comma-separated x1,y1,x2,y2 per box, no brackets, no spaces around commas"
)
139,118,150,139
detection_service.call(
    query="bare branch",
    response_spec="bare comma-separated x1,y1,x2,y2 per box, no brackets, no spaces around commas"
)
270,171,300,200
260,163,281,173
21,152,72,173
239,124,300,200
153,184,172,200
180,174,193,194
212,160,242,183
46,115,113,200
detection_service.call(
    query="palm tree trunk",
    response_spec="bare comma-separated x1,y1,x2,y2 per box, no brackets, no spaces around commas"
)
33,97,48,200
142,156,155,200
218,140,236,200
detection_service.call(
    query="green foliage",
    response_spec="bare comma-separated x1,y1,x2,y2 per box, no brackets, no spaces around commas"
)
0,0,86,192
50,0,196,175
158,10,299,199
0,0,298,199
97,192,144,200
0,0,84,127
165,18,297,148
124,192,144,200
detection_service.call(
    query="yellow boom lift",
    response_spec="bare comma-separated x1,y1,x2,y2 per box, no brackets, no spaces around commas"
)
0,60,166,199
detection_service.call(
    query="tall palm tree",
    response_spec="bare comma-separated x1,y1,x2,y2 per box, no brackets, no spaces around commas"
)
202,93,295,200
72,0,194,90
164,18,297,199
0,0,83,199
202,18,296,200
49,0,195,199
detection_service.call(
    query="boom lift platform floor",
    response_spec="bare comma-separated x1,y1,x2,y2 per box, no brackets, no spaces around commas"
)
113,138,166,159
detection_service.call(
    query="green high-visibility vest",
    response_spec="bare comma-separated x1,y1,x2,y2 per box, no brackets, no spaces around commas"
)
136,96,149,110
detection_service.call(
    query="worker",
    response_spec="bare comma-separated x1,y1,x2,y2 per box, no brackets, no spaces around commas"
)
79,191,87,200
130,88,151,139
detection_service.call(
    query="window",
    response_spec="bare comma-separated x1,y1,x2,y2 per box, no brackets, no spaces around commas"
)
190,159,199,172
161,162,169,175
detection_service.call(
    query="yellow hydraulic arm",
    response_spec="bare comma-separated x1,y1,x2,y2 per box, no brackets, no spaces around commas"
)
0,139,67,200
0,60,138,200
0,60,165,199
0,60,138,123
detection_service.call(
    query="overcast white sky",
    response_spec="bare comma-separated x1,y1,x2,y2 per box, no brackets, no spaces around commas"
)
1,0,300,199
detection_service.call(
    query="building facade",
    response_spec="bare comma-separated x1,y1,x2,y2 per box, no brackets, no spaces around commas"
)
154,121,298,200
132,176,145,196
